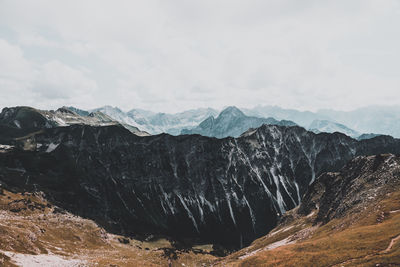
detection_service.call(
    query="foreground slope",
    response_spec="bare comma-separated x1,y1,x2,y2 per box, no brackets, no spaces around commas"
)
218,154,400,266
0,187,215,266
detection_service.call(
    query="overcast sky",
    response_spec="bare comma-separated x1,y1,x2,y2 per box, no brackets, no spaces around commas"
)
0,0,399,113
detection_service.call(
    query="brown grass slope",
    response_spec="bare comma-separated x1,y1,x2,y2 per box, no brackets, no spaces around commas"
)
217,154,400,266
0,188,216,266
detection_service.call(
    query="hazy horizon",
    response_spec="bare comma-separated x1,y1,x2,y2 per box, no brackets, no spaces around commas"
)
2,103,400,115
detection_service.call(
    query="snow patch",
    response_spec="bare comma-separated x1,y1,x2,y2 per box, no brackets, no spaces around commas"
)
13,120,21,128
1,250,86,267
46,143,59,153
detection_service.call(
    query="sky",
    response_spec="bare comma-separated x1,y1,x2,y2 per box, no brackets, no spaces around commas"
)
0,0,399,113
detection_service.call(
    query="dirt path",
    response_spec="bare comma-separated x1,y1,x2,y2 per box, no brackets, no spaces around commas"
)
331,233,400,267
383,234,400,253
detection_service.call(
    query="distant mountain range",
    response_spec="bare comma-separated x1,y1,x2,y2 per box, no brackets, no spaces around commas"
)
181,106,297,138
308,119,359,138
92,106,218,135
243,105,400,138
6,104,395,139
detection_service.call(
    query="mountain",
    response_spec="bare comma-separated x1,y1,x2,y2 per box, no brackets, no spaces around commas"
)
1,112,399,249
243,105,400,138
242,105,329,127
79,105,400,138
0,106,149,136
181,106,297,138
357,133,383,140
308,119,359,137
220,154,400,266
66,106,90,116
318,106,400,137
94,106,219,135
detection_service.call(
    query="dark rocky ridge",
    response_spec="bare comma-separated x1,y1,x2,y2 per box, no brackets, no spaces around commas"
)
297,153,400,224
0,122,400,249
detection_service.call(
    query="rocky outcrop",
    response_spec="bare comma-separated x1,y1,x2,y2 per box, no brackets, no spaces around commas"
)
0,122,399,248
298,153,400,223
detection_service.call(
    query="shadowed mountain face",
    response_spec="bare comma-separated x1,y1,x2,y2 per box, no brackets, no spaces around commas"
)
0,122,400,249
181,106,297,138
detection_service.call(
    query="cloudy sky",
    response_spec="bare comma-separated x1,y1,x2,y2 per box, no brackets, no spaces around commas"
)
0,0,399,113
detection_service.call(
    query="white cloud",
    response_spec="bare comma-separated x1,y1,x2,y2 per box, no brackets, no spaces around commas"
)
0,38,98,109
0,0,399,112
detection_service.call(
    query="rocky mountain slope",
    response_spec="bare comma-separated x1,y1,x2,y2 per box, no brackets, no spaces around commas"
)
308,119,359,137
0,115,399,249
1,153,399,266
219,154,400,266
0,106,149,137
181,106,297,138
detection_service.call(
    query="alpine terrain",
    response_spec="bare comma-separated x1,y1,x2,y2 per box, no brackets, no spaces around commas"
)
181,106,297,138
218,154,400,266
1,106,399,250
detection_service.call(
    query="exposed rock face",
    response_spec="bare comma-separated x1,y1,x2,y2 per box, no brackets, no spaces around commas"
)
181,106,297,138
298,153,400,223
0,122,399,249
218,154,400,266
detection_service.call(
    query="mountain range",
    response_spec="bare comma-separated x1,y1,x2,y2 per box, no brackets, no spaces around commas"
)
92,105,218,135
180,106,297,138
243,105,400,138
308,119,359,138
58,105,400,139
1,105,400,265
1,107,399,248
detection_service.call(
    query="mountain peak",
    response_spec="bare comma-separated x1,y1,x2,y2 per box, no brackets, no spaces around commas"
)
219,106,245,118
